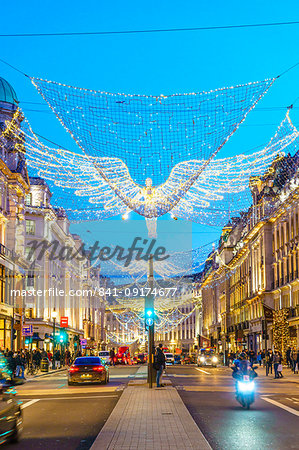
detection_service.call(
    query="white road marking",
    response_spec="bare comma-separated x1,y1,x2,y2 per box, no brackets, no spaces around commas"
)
261,396,299,416
195,367,211,375
21,399,40,409
167,374,194,377
35,395,119,400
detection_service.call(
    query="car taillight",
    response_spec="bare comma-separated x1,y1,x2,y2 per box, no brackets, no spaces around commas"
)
93,366,104,372
69,366,79,373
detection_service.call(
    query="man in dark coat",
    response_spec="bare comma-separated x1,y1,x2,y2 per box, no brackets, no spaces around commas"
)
155,344,166,388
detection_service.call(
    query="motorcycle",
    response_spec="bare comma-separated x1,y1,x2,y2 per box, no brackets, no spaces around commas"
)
232,364,257,410
236,374,255,409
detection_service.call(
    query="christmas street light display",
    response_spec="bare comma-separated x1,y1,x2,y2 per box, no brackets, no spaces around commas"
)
5,109,298,229
27,76,274,220
2,75,297,342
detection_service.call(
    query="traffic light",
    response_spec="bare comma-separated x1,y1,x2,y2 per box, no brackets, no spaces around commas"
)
25,338,30,345
59,330,68,344
145,307,155,329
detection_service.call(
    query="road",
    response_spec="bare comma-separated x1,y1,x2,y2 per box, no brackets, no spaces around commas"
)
9,363,299,449
166,364,299,450
13,365,140,449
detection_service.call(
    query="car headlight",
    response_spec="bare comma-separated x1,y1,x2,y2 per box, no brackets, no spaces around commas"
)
212,356,218,363
200,357,205,362
237,381,255,393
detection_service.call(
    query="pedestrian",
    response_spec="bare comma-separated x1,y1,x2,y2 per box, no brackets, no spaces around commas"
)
286,347,292,368
257,351,262,366
248,349,256,365
6,351,16,379
154,343,166,388
265,350,273,376
273,351,280,379
15,351,25,378
261,349,266,367
47,350,52,362
65,349,71,366
293,349,299,374
54,349,61,369
109,347,116,366
33,349,42,370
291,348,297,373
41,349,48,359
277,352,283,378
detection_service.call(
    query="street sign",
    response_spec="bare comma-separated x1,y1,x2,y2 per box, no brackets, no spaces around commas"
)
60,317,68,327
22,325,33,336
80,338,87,346
145,317,154,327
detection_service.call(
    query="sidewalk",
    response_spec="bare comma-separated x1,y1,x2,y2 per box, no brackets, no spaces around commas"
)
251,365,299,383
91,385,211,450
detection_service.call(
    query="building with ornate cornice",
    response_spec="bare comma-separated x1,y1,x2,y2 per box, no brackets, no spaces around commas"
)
24,177,106,352
201,151,299,357
0,76,30,351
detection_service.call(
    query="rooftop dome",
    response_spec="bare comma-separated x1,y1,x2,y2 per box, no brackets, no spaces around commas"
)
0,77,18,104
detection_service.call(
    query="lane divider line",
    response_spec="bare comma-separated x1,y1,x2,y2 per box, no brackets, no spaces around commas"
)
36,395,119,400
21,399,40,409
195,368,211,375
261,396,299,417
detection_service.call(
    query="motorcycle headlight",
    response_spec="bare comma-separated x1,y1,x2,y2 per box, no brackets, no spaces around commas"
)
200,357,205,362
212,356,218,363
237,381,255,393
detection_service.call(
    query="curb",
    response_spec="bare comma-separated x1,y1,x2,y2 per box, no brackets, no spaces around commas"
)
26,367,67,380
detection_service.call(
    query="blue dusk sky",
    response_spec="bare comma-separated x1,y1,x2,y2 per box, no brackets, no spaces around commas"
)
0,1,298,254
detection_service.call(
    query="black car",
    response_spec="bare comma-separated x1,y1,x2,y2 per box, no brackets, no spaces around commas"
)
0,355,22,444
68,357,109,385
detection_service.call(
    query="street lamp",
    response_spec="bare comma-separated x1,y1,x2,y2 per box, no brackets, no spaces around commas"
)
52,309,58,369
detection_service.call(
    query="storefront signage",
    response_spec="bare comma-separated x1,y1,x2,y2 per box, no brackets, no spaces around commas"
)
60,317,68,327
80,338,87,348
22,325,33,336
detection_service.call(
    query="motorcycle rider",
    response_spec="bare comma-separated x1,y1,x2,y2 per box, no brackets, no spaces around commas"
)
232,352,257,397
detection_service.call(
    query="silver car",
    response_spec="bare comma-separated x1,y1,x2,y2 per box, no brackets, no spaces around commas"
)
164,353,174,365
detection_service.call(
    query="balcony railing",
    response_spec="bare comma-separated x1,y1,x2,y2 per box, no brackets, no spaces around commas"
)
0,243,14,260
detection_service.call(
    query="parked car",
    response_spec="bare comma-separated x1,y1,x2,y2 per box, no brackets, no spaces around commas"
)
68,356,109,385
164,353,175,365
98,351,110,365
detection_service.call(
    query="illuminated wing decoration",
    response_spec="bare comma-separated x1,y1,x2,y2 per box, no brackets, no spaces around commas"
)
28,76,275,217
4,110,298,227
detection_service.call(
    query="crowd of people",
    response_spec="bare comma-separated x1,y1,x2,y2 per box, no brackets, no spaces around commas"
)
228,347,299,379
2,348,81,380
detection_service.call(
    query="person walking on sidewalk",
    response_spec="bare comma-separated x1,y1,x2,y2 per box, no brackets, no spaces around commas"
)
273,351,281,379
277,351,283,378
155,344,166,388
54,349,61,369
286,347,292,368
15,351,25,378
65,349,71,366
293,348,299,374
265,349,273,376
